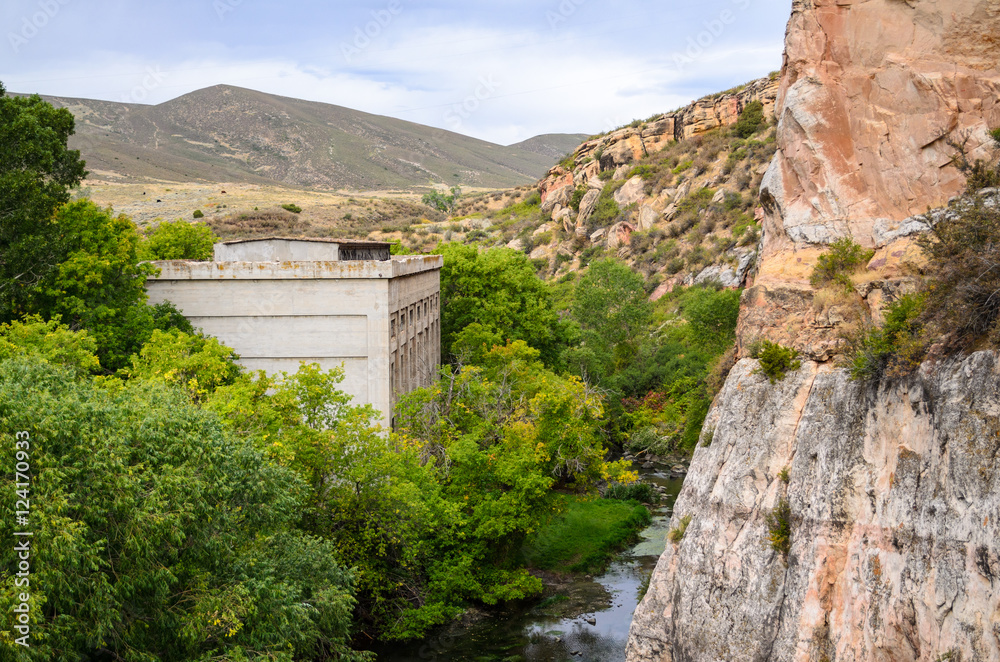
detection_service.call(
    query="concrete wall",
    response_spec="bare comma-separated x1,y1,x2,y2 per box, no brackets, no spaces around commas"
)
145,255,442,429
214,238,341,262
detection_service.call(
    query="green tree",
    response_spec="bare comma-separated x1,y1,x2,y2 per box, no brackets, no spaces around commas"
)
138,219,218,261
422,186,461,212
0,82,87,321
0,356,368,661
733,100,766,138
0,315,100,377
570,258,652,374
32,200,156,372
438,243,571,367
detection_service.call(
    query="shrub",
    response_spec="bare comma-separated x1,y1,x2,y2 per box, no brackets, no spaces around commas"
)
587,187,622,232
778,466,790,483
917,198,1000,348
626,426,667,455
281,203,302,213
733,100,766,139
810,237,875,290
192,209,204,219
754,340,801,383
672,160,693,174
604,482,656,503
667,515,692,543
628,164,657,180
766,498,792,556
844,294,926,382
422,186,461,213
569,186,587,212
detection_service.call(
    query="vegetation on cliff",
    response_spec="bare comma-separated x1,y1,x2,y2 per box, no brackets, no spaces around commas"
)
840,131,1000,382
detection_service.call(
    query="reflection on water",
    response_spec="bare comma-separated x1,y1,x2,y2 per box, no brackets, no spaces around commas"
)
370,470,685,662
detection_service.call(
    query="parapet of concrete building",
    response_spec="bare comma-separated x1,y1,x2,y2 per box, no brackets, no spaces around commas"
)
145,237,442,428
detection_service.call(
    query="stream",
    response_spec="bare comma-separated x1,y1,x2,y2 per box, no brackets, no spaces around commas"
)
370,464,684,662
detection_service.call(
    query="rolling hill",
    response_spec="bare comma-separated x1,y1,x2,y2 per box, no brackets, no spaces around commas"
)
30,85,587,190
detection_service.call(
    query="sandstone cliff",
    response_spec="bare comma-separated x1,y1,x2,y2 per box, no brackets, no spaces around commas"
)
538,76,780,208
627,1,1000,661
745,0,1000,361
627,356,1000,662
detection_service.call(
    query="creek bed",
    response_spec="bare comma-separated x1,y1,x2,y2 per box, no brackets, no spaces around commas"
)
369,466,684,662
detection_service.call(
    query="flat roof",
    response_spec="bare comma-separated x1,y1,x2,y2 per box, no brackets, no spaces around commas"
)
219,237,391,248
147,254,443,281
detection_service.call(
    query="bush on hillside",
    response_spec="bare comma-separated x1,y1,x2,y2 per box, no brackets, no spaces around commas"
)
281,203,303,213
810,237,875,290
917,198,1000,348
766,498,792,556
732,100,766,139
843,294,926,382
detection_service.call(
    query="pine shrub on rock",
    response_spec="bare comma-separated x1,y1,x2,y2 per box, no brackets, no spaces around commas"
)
753,340,801,384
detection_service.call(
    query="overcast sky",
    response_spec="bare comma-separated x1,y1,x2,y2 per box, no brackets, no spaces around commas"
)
2,0,790,145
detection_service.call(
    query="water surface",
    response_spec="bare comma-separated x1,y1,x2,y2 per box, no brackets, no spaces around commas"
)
371,467,684,662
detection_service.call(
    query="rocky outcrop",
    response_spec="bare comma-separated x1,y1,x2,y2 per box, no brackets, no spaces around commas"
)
537,75,780,219
628,355,1000,662
628,2,1000,661
739,0,1000,360
760,0,1000,258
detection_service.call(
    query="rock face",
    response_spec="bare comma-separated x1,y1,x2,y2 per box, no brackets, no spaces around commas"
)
627,356,1000,662
627,2,1000,661
761,0,1000,258
536,75,780,214
739,0,1000,360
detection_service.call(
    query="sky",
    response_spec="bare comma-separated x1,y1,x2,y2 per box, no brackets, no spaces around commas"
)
1,0,790,145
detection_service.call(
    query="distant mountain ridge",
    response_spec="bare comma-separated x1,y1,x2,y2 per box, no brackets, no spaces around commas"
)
26,85,586,190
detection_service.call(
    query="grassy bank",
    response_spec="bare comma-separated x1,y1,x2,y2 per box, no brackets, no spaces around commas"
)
523,495,651,574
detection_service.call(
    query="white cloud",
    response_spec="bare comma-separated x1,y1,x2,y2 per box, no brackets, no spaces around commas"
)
2,1,786,144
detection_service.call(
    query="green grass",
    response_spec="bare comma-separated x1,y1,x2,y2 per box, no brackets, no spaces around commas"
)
523,496,651,574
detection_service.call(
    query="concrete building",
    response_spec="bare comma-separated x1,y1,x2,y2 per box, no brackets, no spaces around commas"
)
145,237,442,428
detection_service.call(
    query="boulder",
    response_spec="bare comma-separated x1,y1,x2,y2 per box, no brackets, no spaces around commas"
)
540,185,573,213
638,205,659,231
614,176,646,208
576,189,601,227
532,222,555,237
693,265,740,288
673,180,692,203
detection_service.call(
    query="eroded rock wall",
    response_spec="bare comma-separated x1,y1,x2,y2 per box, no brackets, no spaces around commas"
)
761,0,1000,258
627,356,1000,662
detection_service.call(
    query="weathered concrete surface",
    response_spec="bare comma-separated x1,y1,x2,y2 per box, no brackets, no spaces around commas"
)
146,250,442,428
627,356,1000,662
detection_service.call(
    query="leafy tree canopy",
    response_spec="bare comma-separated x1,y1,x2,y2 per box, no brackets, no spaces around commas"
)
438,243,572,367
569,258,652,374
0,82,87,320
138,219,218,261
0,356,368,661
